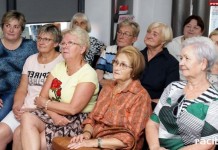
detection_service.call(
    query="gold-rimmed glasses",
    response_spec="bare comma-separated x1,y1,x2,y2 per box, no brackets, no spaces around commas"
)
112,59,132,70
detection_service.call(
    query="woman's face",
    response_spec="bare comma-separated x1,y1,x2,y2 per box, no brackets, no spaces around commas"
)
144,27,164,49
116,25,137,48
210,34,218,46
73,18,87,31
183,19,203,39
37,32,58,53
3,19,22,41
179,46,206,78
60,33,85,60
113,53,133,82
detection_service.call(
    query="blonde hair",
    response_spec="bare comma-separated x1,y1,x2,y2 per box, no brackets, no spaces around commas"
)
62,26,90,55
118,19,140,37
147,22,173,45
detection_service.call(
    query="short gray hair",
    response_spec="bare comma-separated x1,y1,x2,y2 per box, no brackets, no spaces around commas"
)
70,13,91,33
182,36,218,70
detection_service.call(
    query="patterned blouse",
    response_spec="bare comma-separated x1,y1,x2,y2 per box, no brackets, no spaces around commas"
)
0,38,37,93
83,80,152,149
151,81,218,150
84,36,105,67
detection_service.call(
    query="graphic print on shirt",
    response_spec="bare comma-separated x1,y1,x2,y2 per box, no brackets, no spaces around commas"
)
28,71,49,86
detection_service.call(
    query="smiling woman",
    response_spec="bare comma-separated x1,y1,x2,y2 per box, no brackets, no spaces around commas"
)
0,24,64,150
140,22,179,110
0,10,37,123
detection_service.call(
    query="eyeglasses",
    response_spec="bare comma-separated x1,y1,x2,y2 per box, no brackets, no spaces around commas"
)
59,41,81,47
112,59,132,70
37,36,53,43
117,31,133,38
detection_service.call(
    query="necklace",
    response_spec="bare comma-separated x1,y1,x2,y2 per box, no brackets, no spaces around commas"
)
66,59,84,76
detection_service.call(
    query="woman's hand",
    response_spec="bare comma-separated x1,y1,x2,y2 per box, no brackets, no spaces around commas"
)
34,96,47,109
70,132,91,144
0,99,3,108
68,139,96,149
50,112,70,126
12,105,25,121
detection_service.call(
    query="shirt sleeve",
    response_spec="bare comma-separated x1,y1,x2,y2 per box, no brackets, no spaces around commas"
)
151,82,173,123
200,101,218,141
95,47,107,71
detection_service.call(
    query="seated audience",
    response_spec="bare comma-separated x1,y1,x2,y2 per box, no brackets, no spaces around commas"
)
52,46,152,150
0,24,63,150
70,12,105,67
146,37,218,150
140,22,179,110
96,19,140,87
0,10,37,121
14,27,99,150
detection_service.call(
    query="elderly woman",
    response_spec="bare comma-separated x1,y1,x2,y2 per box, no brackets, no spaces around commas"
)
167,15,204,61
70,12,105,67
96,19,140,87
0,10,37,121
0,24,64,150
15,27,99,150
146,36,218,150
52,46,152,150
140,22,179,110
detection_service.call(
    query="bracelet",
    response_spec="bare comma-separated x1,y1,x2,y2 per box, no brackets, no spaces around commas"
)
97,138,102,148
45,100,51,110
83,130,92,137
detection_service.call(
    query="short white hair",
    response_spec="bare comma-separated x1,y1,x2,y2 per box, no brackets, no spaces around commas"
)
182,36,218,70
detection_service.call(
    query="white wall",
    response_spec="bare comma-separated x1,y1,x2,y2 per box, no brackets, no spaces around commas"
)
133,0,172,50
85,0,172,49
85,0,111,45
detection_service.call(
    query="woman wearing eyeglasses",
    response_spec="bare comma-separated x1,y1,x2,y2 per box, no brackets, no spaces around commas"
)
16,27,99,150
146,37,218,150
0,10,38,122
140,22,179,110
0,24,63,150
52,46,151,150
96,19,140,87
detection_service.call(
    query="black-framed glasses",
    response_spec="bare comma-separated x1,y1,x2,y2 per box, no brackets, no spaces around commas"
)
112,59,132,70
117,31,133,38
37,36,53,43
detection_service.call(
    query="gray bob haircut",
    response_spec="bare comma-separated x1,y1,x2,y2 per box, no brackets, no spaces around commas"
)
70,13,91,33
182,36,218,70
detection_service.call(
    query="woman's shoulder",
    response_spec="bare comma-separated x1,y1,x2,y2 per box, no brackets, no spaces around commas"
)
26,53,38,61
